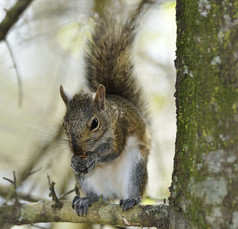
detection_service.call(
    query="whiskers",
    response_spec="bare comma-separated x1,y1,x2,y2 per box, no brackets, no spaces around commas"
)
31,123,71,154
54,136,70,145
50,135,70,153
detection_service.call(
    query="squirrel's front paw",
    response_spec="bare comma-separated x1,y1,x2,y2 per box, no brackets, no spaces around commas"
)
72,195,98,216
119,197,141,211
71,152,98,174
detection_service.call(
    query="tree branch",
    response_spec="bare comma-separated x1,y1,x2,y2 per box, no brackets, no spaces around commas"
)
0,0,34,41
0,201,169,228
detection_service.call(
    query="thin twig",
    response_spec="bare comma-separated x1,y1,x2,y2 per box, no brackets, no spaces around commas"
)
131,0,158,25
59,188,75,200
4,125,64,203
59,183,80,200
5,39,23,107
13,171,20,204
47,175,63,209
3,171,20,205
27,167,42,177
2,177,14,184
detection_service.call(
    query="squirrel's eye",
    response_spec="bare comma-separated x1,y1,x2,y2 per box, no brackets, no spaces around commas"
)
90,118,98,130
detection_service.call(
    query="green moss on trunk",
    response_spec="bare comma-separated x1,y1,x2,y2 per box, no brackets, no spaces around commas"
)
170,0,238,228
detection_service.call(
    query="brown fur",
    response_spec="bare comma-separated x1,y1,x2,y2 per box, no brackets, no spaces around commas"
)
61,12,151,213
85,14,147,118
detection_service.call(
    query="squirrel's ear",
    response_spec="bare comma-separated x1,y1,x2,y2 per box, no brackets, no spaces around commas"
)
94,84,105,110
60,85,72,105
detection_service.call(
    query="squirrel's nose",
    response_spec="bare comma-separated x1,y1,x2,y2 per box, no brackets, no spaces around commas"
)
72,144,84,155
71,136,84,155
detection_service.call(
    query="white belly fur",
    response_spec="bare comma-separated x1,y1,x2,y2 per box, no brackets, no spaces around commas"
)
79,136,142,200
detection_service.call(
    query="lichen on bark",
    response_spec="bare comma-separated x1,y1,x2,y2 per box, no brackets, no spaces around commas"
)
0,201,169,228
170,0,238,228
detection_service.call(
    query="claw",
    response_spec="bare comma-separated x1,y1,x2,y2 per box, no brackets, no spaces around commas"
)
72,195,80,209
72,195,99,216
119,197,141,211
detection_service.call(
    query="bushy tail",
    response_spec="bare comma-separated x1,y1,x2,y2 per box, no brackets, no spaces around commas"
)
85,13,145,115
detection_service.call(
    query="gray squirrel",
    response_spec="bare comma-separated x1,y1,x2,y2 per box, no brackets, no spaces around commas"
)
60,11,151,216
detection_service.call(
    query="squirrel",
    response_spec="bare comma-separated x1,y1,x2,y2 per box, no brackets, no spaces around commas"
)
60,11,151,216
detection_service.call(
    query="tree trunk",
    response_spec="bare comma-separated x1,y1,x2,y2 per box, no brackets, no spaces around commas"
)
169,0,238,228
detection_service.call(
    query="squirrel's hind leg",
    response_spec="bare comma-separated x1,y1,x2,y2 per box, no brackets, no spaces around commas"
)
119,155,148,211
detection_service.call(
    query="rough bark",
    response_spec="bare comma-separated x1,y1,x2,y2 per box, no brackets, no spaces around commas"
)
169,0,238,228
2,0,238,228
0,201,169,228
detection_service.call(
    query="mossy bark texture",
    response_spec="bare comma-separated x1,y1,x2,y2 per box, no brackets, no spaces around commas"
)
170,0,238,228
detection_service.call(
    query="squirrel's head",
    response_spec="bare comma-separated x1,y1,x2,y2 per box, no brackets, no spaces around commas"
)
60,84,110,155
